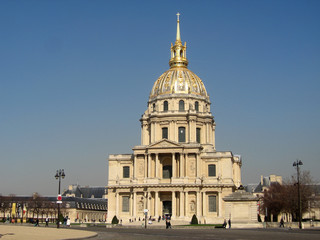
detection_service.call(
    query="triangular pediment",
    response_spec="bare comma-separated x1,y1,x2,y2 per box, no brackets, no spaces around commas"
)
147,139,183,149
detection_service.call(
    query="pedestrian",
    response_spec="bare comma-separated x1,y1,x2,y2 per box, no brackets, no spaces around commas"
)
66,218,71,227
223,219,227,228
165,219,169,229
228,219,231,229
45,217,49,227
35,218,39,227
279,218,284,228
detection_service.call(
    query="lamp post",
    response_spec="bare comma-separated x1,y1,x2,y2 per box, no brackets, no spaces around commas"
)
293,160,303,229
55,169,65,228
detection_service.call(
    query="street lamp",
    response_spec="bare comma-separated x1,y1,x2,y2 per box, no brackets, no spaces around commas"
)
55,169,65,228
293,160,303,229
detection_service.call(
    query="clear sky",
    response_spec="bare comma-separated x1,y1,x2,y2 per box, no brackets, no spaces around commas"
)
1,0,319,196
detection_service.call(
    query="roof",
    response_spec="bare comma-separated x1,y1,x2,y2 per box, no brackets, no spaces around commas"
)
62,185,106,199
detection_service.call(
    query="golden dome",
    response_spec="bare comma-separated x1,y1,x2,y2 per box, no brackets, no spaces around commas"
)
149,13,208,100
150,68,208,99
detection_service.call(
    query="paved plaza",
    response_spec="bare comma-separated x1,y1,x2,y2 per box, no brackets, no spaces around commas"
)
80,226,320,240
0,224,319,240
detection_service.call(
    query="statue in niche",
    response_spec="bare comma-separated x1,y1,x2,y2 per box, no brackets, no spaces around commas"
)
138,201,144,212
139,162,144,175
190,160,195,175
190,201,195,213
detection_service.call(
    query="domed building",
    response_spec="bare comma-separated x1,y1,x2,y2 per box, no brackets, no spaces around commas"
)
107,15,257,225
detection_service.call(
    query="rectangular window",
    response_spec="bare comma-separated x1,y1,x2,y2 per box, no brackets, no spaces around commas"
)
162,127,168,139
178,127,185,142
208,195,217,212
208,164,216,177
123,166,130,178
122,196,130,212
196,128,201,143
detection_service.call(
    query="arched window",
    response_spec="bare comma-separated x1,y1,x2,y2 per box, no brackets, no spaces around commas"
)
152,103,156,112
208,196,217,212
195,101,199,112
122,196,129,212
208,164,216,177
162,127,168,139
196,128,201,143
163,165,172,179
123,166,130,178
178,127,186,142
163,101,168,112
179,100,185,111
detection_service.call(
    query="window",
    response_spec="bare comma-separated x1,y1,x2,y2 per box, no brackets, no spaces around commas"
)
163,101,168,112
162,127,168,139
123,166,130,178
178,127,185,142
208,196,217,212
196,128,201,143
179,100,185,111
208,164,216,177
163,165,172,178
122,196,129,212
152,103,156,112
195,101,199,112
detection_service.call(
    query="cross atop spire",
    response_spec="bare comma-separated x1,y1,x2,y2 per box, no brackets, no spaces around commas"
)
176,12,181,43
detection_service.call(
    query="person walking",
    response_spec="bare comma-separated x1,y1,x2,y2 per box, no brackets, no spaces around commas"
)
223,219,227,228
279,218,284,228
66,218,71,227
45,217,49,227
228,219,231,229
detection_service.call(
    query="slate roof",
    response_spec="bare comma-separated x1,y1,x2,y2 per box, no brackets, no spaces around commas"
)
62,185,106,198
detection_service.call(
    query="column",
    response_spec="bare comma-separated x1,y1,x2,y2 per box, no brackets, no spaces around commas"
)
218,192,222,217
206,123,209,143
196,153,201,178
196,191,200,217
144,155,147,179
155,191,159,217
185,191,188,217
155,154,159,178
130,193,133,216
133,155,137,179
202,192,206,217
172,191,176,218
133,192,137,217
147,154,151,178
116,192,119,216
147,192,151,212
180,153,184,178
180,191,184,217
152,122,155,143
172,153,176,178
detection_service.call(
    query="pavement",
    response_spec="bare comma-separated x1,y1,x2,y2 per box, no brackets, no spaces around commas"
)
0,224,97,240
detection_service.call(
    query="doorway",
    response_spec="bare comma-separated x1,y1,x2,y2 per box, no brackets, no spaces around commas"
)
162,201,172,217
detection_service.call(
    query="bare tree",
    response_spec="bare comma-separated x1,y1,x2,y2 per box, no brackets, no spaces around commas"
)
29,193,45,220
284,171,314,221
0,195,10,220
262,182,286,221
262,171,314,222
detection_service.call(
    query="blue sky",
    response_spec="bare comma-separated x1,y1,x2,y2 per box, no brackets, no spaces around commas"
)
1,0,319,196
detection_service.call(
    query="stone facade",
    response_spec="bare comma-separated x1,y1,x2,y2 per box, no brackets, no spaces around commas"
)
107,16,246,224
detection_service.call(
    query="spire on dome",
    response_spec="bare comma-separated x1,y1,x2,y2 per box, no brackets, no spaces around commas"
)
176,12,181,43
169,13,188,68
